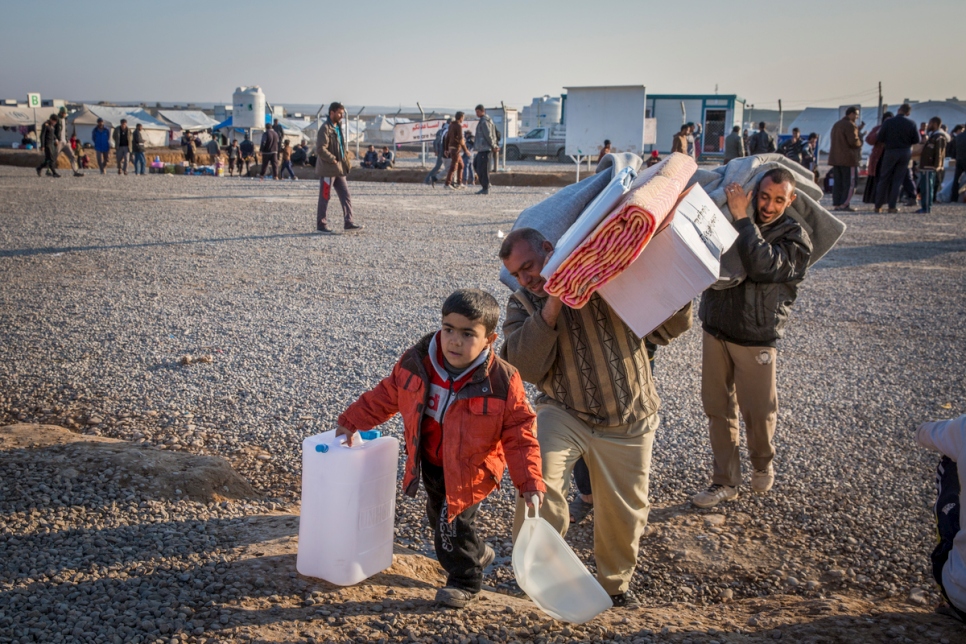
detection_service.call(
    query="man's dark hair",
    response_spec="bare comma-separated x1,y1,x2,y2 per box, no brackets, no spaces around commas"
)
499,227,548,260
758,121,766,130
603,139,611,146
455,111,464,120
686,122,694,128
732,125,740,132
761,167,797,190
442,289,500,335
882,111,894,120
120,119,127,124
475,104,485,112
808,132,818,140
845,106,859,117
792,127,800,134
328,101,344,114
898,103,912,116
680,124,690,133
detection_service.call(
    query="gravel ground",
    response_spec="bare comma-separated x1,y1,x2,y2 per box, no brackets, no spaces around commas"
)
1,166,965,643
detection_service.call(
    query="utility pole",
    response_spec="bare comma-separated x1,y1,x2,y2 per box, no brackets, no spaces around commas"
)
778,99,783,134
417,102,425,167
877,81,884,125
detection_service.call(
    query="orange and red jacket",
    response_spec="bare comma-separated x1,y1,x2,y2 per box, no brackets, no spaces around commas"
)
338,333,545,519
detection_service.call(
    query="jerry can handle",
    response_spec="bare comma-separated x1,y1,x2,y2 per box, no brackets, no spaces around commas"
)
525,494,541,520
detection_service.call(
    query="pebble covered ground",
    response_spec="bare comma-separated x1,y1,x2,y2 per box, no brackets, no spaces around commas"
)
1,167,965,643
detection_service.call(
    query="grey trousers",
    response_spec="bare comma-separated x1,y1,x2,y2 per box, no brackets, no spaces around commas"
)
56,142,78,172
116,146,129,172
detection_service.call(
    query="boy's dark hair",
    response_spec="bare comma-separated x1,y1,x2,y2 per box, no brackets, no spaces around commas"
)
845,106,859,117
328,101,344,114
761,167,797,190
455,110,464,120
442,289,500,335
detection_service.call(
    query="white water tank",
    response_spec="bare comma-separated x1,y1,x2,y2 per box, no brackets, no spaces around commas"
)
232,86,266,129
528,95,563,128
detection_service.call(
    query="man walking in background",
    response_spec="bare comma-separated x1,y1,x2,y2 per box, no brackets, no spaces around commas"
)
724,125,745,163
316,101,363,234
92,118,110,174
917,117,947,214
55,107,83,177
444,111,468,189
424,119,450,187
36,114,61,178
952,125,966,203
112,119,131,175
671,123,690,155
259,125,279,180
828,107,864,211
779,127,808,166
474,105,498,195
131,123,147,175
746,122,775,155
875,103,920,213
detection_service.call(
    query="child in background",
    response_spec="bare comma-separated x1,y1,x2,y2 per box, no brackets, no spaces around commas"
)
336,289,545,609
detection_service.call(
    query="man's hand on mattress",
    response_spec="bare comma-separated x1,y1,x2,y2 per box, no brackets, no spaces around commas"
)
725,182,752,221
541,295,564,328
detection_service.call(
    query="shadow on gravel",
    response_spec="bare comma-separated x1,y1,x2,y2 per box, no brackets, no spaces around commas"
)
815,238,966,270
0,232,322,258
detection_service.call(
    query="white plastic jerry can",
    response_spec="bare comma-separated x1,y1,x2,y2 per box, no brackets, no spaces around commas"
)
296,429,400,585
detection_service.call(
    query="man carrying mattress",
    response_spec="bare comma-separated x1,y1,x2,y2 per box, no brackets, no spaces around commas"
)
692,168,812,509
499,228,691,607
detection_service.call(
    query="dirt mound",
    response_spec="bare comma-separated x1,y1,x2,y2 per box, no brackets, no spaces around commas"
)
0,424,258,503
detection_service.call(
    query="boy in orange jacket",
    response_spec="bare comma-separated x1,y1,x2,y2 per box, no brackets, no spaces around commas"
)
337,288,545,608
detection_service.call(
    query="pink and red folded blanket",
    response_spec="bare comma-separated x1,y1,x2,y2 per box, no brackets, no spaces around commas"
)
544,152,697,308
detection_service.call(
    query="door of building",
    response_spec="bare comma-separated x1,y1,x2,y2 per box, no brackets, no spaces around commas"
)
703,109,727,155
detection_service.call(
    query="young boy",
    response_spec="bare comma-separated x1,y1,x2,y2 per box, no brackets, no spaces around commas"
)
917,414,966,622
336,288,545,608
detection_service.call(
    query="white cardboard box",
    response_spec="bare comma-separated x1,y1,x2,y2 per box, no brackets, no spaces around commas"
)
598,184,738,338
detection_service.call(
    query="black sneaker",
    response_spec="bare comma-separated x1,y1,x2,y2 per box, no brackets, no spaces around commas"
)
315,226,334,234
36,167,42,177
73,171,85,177
435,586,479,609
609,589,641,608
344,223,364,231
476,188,489,195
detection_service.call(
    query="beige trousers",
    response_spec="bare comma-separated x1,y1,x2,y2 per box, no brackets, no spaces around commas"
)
512,403,657,595
56,142,78,172
701,331,778,487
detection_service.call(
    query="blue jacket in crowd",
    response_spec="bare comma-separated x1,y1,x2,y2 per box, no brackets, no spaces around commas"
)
92,126,111,152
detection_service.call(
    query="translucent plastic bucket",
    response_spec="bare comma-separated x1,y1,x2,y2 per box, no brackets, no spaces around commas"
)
512,496,612,623
297,429,399,586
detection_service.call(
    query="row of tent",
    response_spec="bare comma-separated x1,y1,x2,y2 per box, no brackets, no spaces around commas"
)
787,100,966,156
3,104,405,148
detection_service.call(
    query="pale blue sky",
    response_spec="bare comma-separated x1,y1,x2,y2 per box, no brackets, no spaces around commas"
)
1,0,961,111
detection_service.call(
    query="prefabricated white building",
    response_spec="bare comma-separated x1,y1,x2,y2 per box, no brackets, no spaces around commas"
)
645,94,745,158
564,85,652,157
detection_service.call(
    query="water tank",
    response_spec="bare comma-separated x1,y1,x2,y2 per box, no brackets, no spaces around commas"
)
232,86,266,129
528,95,563,127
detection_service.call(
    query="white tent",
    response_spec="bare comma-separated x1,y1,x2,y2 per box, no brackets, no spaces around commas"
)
302,119,365,146
0,106,38,147
366,115,410,144
887,100,966,131
69,105,169,148
156,110,221,145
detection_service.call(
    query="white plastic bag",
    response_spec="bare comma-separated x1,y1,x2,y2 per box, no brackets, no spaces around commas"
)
512,496,612,623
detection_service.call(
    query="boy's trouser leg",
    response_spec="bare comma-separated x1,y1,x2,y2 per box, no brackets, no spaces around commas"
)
732,343,778,473
421,459,485,593
513,404,656,596
932,456,966,619
702,332,742,487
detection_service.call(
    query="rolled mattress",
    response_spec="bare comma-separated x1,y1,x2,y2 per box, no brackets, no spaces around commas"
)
544,152,697,308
